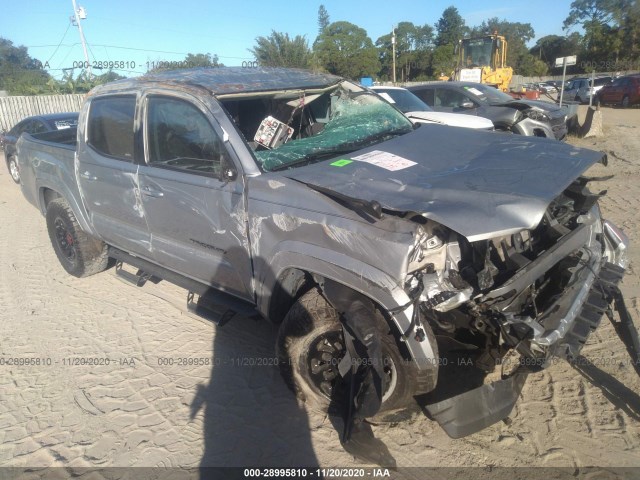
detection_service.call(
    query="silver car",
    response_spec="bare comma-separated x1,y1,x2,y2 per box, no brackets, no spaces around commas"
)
564,76,613,103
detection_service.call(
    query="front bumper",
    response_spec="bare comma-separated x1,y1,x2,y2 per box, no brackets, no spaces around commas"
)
427,219,630,438
427,259,627,438
516,117,568,141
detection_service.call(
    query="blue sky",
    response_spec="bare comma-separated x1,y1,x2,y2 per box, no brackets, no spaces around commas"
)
3,0,576,79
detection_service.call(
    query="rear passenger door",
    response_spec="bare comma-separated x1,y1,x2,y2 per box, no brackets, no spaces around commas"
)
77,95,151,257
138,93,252,300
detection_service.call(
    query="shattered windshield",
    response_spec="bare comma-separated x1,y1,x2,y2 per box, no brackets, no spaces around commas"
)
225,82,413,172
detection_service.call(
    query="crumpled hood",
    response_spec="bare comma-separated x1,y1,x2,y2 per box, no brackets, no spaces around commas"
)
284,125,605,241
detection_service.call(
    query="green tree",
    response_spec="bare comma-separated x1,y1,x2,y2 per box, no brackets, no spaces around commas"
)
375,22,434,81
530,33,582,74
314,21,380,79
435,6,467,46
250,31,312,68
0,37,51,95
317,5,330,35
563,0,628,64
430,44,456,77
621,0,640,65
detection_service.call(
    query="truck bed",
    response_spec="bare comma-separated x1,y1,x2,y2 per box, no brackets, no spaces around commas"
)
17,128,81,217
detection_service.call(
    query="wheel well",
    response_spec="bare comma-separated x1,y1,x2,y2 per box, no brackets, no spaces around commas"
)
41,188,62,212
268,268,315,324
272,271,416,363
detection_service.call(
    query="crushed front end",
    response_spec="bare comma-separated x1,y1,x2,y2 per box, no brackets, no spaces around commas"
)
408,178,630,437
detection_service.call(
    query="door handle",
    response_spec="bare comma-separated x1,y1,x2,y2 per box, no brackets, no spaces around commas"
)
141,184,164,198
80,171,97,181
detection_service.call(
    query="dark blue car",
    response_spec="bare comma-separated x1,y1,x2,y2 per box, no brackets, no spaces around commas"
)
2,112,78,184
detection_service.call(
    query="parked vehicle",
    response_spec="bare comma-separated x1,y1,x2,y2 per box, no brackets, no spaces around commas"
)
2,113,78,184
371,86,494,130
564,76,613,104
408,81,568,140
536,82,558,93
596,74,640,108
17,67,630,439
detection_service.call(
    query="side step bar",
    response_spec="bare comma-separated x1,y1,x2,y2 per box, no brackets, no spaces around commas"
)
108,247,258,325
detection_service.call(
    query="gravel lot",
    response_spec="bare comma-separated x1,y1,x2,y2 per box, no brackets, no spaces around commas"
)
0,107,639,477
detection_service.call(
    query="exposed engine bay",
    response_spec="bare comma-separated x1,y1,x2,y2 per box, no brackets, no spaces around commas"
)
405,177,629,375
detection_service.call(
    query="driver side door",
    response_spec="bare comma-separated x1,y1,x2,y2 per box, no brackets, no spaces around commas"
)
138,93,252,301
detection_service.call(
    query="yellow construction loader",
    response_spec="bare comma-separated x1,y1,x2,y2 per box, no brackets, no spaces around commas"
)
453,33,513,92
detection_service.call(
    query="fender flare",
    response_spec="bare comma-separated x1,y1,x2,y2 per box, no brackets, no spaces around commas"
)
259,242,438,370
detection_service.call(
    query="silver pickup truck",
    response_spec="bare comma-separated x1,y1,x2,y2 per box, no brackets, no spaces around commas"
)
17,67,631,439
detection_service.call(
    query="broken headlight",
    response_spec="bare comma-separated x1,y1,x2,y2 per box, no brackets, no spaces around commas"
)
524,109,550,122
408,225,446,273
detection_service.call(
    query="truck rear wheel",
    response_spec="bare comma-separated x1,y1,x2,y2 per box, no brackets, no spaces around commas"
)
46,198,110,278
277,288,437,416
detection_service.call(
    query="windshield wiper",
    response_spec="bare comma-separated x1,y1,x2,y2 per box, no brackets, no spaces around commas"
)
269,147,359,172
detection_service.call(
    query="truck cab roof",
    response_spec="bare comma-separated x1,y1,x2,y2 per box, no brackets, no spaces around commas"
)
90,67,344,97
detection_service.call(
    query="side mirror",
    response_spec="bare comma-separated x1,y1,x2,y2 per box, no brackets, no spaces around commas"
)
461,101,475,109
222,166,237,182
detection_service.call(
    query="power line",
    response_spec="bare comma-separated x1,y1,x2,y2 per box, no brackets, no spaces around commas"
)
45,22,72,64
26,43,253,60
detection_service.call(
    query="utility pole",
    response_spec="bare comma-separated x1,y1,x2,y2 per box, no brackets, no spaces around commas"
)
71,0,91,78
391,26,396,84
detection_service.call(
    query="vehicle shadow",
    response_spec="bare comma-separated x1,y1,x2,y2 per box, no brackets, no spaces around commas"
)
190,249,320,477
191,314,320,471
570,354,640,422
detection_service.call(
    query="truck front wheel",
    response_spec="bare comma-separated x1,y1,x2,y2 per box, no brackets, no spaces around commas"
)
46,198,110,278
277,288,435,416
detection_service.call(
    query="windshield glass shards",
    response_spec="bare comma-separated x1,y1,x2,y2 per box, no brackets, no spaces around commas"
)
223,81,414,172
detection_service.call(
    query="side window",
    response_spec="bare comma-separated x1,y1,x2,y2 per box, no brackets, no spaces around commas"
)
435,89,471,108
146,96,227,176
87,96,136,161
28,121,48,135
413,89,434,106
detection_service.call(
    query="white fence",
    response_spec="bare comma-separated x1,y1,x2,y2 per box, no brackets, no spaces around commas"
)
0,94,84,132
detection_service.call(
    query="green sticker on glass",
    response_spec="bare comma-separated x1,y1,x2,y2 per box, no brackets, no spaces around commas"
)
330,159,353,167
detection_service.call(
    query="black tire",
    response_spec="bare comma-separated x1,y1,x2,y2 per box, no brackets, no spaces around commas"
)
621,95,630,108
7,155,20,184
46,198,110,277
277,288,437,416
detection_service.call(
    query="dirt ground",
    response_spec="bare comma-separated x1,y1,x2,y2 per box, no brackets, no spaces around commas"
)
0,106,639,478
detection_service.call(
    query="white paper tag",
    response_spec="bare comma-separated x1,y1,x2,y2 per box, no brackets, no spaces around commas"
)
351,150,417,171
466,87,483,96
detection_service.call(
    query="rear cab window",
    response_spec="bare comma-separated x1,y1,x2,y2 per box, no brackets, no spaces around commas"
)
87,95,136,162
